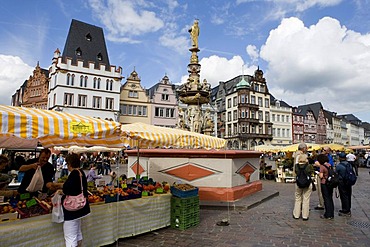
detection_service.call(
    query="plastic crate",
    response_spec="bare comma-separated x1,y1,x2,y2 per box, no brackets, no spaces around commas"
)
104,194,120,203
170,210,200,230
171,195,199,209
16,203,49,219
170,186,198,198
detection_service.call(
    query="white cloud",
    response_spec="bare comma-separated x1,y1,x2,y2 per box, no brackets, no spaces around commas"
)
0,55,33,105
180,55,256,87
259,16,370,116
88,0,164,40
246,45,259,63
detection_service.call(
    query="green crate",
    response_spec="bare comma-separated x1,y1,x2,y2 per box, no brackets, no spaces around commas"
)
171,195,199,210
170,211,200,230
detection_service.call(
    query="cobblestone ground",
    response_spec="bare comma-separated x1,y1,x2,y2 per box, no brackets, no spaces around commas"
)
105,168,370,247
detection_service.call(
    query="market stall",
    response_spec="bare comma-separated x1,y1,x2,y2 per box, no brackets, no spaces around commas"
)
0,194,171,247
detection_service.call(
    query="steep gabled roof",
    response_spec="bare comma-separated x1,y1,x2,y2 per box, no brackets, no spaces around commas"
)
223,75,253,95
147,76,175,99
62,19,110,69
338,114,362,126
323,110,337,125
297,102,323,120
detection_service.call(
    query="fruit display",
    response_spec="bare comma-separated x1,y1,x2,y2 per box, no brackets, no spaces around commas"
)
170,183,199,198
172,183,196,191
0,203,16,214
57,175,68,183
15,199,50,219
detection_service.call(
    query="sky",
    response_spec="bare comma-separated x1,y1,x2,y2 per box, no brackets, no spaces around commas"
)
1,0,370,122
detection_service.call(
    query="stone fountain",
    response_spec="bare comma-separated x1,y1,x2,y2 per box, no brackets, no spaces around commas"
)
177,19,214,135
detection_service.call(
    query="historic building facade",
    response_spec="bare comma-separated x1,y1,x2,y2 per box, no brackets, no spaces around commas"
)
48,19,122,120
119,70,151,124
270,95,292,146
212,68,273,150
147,75,177,128
11,63,49,109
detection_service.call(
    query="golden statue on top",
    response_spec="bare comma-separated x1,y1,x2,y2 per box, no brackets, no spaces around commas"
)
189,19,199,48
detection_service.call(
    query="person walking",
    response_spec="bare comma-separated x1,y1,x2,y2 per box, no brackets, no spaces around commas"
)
318,154,334,219
62,153,90,247
336,152,354,216
292,154,314,220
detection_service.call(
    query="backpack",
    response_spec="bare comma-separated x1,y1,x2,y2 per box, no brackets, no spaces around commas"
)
295,164,311,188
323,164,339,188
343,162,357,186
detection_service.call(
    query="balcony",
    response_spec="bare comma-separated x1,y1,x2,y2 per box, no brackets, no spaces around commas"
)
238,118,260,124
238,102,259,110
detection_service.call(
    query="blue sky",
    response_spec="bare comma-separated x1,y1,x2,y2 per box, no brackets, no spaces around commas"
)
1,0,370,122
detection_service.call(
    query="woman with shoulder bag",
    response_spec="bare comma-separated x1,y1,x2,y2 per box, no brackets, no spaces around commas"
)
62,153,90,247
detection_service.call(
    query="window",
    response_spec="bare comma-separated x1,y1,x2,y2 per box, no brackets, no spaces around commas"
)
282,115,285,122
265,112,270,122
272,114,275,122
227,98,231,108
84,76,87,87
251,125,256,133
93,78,97,89
233,110,237,121
105,98,114,110
106,79,109,90
122,104,127,115
286,115,290,122
86,33,92,41
53,93,56,105
233,96,237,106
71,74,75,86
277,115,280,122
80,76,84,87
109,80,113,91
277,128,281,137
254,84,259,92
282,129,285,137
251,111,255,119
259,125,263,134
97,53,102,61
76,47,82,56
251,96,255,104
93,96,101,109
155,107,164,117
241,109,245,118
273,128,276,136
241,95,245,103
258,97,263,107
64,93,73,106
242,124,246,133
129,91,138,98
162,93,169,101
265,98,269,108
78,95,87,107
260,85,265,93
66,74,71,85
228,111,231,121
97,78,101,89
258,111,263,121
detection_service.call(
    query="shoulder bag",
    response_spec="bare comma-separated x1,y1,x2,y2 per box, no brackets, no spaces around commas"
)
63,169,86,211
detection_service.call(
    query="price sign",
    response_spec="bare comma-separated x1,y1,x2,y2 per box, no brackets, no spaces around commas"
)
20,193,30,200
26,198,37,208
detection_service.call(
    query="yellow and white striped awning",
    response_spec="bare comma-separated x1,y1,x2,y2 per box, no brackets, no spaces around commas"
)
120,122,226,150
0,105,122,148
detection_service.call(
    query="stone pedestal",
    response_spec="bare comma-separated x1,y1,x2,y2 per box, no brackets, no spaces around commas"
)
125,149,262,202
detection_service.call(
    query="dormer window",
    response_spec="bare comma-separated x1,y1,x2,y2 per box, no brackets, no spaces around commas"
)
76,47,82,56
86,33,92,41
97,53,103,61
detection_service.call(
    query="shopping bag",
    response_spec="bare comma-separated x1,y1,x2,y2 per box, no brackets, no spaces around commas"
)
51,192,64,223
26,166,44,192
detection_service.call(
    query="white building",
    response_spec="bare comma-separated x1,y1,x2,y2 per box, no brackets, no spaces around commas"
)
270,95,293,146
48,19,122,120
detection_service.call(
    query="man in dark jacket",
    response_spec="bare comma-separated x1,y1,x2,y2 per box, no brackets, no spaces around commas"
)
336,152,353,217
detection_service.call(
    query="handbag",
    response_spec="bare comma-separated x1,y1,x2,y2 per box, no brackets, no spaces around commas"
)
51,192,64,223
63,170,87,211
26,166,44,192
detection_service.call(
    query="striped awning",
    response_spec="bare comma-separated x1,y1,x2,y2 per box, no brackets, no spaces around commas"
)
120,122,226,150
0,105,122,148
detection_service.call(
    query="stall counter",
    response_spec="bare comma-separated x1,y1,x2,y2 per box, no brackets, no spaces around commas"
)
0,194,171,247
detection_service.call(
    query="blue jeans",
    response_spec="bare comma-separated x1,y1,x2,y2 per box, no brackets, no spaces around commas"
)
338,183,352,213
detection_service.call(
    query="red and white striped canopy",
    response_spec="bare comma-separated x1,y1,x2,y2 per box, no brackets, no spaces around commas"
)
0,105,122,148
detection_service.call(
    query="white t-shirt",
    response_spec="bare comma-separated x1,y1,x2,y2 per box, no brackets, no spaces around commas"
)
346,153,356,162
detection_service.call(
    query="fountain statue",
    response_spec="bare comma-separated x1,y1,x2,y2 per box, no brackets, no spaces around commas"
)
177,20,213,135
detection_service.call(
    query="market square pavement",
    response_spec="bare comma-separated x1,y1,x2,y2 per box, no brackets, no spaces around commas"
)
103,168,370,247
